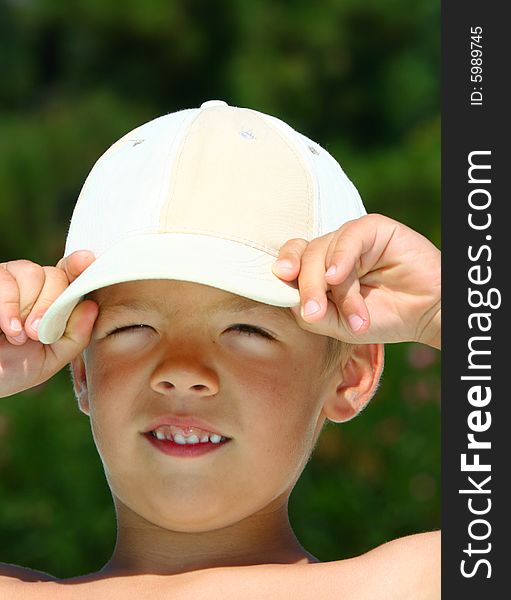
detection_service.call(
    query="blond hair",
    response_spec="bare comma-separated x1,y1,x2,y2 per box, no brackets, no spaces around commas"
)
320,336,354,378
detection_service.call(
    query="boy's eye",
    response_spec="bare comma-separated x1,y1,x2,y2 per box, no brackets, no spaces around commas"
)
229,324,275,340
105,323,274,340
106,324,151,336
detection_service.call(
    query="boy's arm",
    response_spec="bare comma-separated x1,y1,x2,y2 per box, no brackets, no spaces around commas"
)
272,213,441,349
0,251,98,399
269,214,441,598
0,252,98,591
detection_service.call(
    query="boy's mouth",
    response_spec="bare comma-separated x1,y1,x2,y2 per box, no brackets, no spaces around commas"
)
147,425,230,445
141,416,232,445
143,430,232,457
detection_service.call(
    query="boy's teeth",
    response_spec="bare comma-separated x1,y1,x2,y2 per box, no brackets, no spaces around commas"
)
151,425,227,444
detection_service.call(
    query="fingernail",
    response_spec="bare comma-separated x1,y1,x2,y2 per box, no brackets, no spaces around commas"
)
274,259,294,271
10,318,22,333
13,330,27,343
348,315,364,332
31,318,41,333
302,299,321,317
325,265,337,278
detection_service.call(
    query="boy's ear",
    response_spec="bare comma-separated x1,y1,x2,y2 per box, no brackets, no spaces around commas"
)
322,343,384,423
69,353,90,415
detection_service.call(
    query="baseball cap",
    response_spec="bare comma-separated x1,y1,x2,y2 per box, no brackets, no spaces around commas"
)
38,100,366,344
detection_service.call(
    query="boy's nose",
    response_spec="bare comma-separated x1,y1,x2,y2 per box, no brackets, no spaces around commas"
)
150,361,219,398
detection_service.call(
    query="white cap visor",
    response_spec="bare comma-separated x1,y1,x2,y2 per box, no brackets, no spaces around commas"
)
38,233,301,344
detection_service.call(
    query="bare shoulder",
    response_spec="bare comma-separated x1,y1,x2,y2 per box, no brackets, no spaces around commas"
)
0,533,440,600
180,531,441,600
355,529,440,567
308,530,441,600
1,562,59,600
359,530,440,581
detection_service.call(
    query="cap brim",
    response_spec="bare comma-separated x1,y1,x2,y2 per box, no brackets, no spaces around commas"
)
38,233,301,344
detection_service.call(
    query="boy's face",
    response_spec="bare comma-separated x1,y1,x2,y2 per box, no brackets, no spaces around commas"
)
74,279,342,532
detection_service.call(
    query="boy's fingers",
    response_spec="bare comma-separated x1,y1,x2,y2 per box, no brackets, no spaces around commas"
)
326,214,402,285
322,228,372,333
45,299,99,367
295,236,333,322
0,266,23,339
12,262,46,321
324,229,366,286
328,271,371,333
56,250,95,283
290,297,352,341
24,266,71,340
324,214,398,285
0,261,45,340
272,238,308,280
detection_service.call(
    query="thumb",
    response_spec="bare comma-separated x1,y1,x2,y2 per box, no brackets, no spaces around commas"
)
56,250,96,283
47,300,99,367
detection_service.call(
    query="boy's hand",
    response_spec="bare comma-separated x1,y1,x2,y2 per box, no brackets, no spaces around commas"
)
272,214,441,349
0,251,98,398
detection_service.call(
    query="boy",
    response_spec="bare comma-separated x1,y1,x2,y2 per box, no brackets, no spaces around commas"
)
0,101,440,599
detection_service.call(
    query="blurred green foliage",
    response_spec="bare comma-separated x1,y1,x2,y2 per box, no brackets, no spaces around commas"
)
0,0,440,578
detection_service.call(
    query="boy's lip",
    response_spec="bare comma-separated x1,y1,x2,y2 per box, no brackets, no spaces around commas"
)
141,415,231,438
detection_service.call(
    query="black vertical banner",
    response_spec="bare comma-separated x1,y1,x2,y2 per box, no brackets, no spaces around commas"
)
443,1,509,597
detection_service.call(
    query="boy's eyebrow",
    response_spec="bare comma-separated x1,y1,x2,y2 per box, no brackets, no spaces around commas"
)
211,297,296,323
212,296,296,323
97,295,297,324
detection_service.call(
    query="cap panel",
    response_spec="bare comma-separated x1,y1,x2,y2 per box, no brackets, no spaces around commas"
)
258,111,366,237
64,109,198,257
159,106,314,255
295,131,366,235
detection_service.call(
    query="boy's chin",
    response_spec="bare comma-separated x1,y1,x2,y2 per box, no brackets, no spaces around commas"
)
113,493,252,532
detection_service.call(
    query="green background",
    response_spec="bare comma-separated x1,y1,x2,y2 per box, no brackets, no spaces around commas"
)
0,0,440,578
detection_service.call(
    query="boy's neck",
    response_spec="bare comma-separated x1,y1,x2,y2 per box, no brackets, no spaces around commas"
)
98,496,319,577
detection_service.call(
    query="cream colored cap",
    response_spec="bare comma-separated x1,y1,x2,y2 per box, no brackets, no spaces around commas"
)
38,100,366,344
